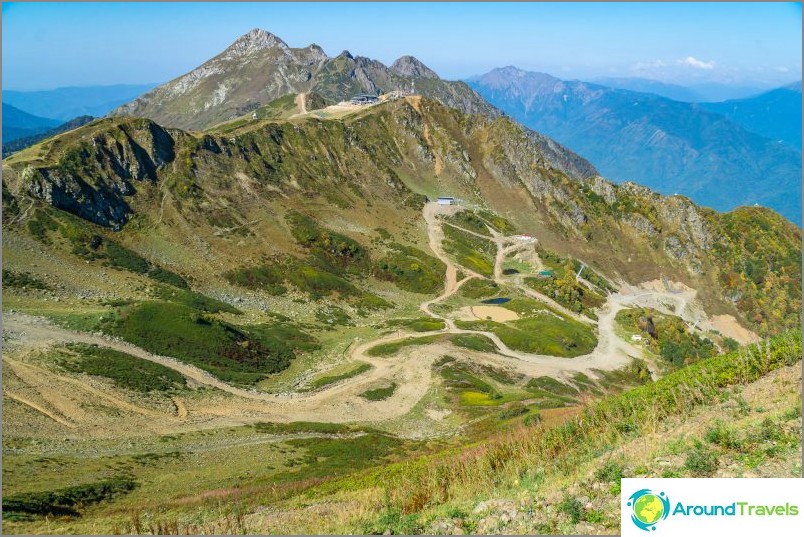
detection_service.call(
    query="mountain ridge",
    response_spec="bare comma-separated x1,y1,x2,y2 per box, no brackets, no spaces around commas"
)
112,28,498,130
5,96,800,339
468,66,803,225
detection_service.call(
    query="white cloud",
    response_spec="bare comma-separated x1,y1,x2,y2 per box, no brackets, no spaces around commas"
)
679,56,715,70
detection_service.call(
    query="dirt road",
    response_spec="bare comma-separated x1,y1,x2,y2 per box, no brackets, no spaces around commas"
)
2,202,753,435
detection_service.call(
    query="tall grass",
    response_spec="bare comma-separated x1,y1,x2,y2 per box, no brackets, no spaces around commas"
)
318,330,801,524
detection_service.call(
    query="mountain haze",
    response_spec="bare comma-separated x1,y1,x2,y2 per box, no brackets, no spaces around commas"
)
700,81,802,151
3,84,157,121
113,29,498,130
2,103,60,142
468,67,803,225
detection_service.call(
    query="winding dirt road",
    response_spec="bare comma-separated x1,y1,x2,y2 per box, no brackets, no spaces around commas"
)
2,202,744,433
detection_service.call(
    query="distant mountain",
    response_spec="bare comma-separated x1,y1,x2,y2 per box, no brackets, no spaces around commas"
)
594,77,704,102
113,28,498,130
592,77,773,103
2,103,61,143
3,84,157,121
685,81,776,102
2,115,95,157
468,67,802,225
700,82,802,152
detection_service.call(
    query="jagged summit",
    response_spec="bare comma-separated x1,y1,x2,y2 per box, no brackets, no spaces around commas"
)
221,28,289,59
113,29,498,130
390,56,439,79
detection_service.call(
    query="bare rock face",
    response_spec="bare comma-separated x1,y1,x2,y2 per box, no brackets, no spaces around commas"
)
221,28,289,60
390,56,439,79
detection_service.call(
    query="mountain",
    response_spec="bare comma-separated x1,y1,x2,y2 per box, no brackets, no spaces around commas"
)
594,77,704,102
468,67,803,225
4,96,799,335
3,91,800,533
592,77,776,102
2,115,96,157
3,84,157,121
700,81,802,151
112,28,498,130
2,103,61,142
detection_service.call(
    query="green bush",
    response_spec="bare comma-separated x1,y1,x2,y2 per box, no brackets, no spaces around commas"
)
443,211,491,236
442,226,495,277
557,495,585,524
2,477,138,519
373,243,445,294
366,335,443,357
704,421,741,449
497,403,529,420
456,315,597,357
385,317,446,332
360,383,398,401
59,344,186,392
152,285,240,314
309,363,371,390
2,269,49,290
104,241,149,273
684,441,719,476
147,267,189,289
450,333,497,352
107,302,314,384
223,264,287,296
459,278,499,299
286,211,369,273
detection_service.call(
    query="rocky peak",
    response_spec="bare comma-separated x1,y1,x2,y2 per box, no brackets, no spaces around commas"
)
390,56,439,79
221,28,289,60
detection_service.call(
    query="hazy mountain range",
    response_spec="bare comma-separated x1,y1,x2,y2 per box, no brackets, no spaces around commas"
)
3,84,157,121
2,103,61,142
468,67,802,225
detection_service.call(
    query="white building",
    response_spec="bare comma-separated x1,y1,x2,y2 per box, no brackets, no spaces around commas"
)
437,197,455,205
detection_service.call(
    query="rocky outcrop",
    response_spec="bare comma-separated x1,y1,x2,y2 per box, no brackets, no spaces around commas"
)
390,56,439,79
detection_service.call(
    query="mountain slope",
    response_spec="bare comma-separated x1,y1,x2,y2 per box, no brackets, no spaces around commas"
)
113,28,498,130
4,97,799,338
3,84,157,121
2,103,61,143
700,81,802,151
468,67,803,226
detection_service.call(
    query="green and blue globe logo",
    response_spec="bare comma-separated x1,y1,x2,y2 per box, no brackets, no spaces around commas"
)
627,489,670,531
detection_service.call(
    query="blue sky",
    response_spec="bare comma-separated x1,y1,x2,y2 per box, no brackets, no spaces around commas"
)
2,2,801,90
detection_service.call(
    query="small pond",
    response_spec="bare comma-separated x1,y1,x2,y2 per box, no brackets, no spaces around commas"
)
481,297,511,305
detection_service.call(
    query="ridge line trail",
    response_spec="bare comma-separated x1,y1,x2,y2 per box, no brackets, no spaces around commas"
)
295,92,308,114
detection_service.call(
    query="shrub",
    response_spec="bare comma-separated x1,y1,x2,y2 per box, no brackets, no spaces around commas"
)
2,269,49,290
557,495,585,524
107,302,313,384
2,477,138,519
59,344,186,392
360,383,398,401
684,441,719,476
373,244,445,294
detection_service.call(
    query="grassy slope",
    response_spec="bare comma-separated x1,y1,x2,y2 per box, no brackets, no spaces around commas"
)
4,331,797,534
